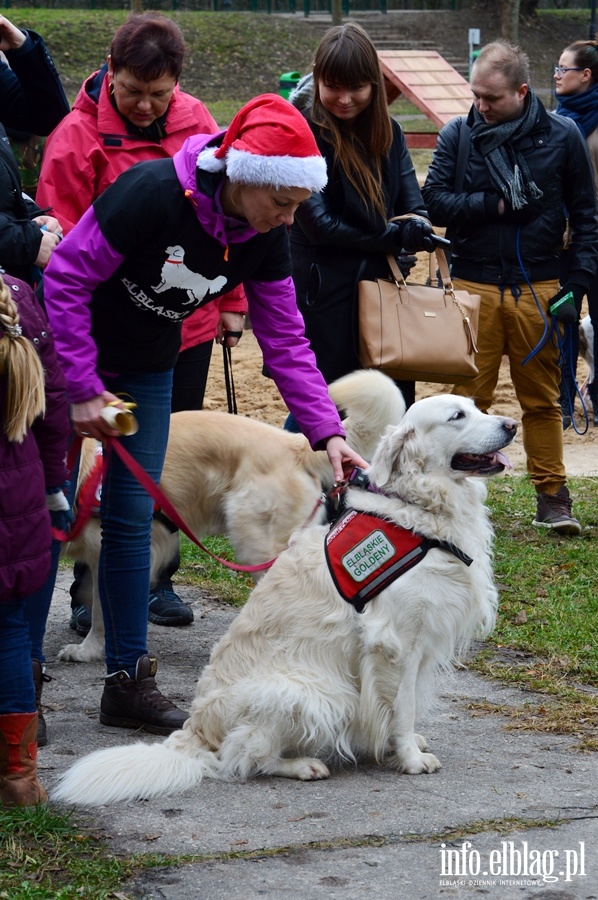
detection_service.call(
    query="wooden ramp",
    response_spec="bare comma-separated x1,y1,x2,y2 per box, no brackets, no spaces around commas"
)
378,49,473,148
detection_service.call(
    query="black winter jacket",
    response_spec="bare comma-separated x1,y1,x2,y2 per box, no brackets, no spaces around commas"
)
422,103,598,288
290,117,428,384
0,30,69,287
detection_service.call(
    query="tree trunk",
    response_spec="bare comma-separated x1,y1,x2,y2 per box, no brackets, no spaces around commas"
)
500,0,520,44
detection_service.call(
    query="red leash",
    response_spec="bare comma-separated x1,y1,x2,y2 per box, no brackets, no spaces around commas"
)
53,435,276,574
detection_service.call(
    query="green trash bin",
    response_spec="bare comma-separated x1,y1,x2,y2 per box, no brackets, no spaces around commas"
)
279,71,301,101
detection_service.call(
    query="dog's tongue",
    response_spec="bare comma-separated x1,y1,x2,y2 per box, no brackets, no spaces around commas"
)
492,450,512,469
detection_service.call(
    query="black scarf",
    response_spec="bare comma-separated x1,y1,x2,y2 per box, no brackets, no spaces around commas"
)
470,89,543,210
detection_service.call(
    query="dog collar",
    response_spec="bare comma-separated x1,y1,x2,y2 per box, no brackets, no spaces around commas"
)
325,507,472,613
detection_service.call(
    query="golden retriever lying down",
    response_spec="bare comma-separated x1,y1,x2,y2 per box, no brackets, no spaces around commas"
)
58,369,406,663
53,395,517,806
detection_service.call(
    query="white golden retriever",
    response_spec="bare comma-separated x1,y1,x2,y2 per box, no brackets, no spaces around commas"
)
59,369,406,663
53,395,517,806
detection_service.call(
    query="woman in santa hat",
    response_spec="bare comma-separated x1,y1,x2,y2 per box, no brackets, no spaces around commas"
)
42,93,380,736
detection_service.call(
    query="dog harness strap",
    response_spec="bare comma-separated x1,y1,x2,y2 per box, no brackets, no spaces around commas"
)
325,508,472,613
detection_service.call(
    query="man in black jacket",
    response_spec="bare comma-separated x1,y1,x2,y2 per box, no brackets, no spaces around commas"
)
0,15,69,290
423,40,598,535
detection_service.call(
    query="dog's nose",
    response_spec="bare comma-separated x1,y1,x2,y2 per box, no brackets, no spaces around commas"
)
502,417,518,434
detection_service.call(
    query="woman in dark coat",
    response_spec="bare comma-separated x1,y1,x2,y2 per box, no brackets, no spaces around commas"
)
290,24,435,407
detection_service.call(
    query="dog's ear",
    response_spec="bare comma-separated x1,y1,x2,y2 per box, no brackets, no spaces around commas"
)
368,421,424,487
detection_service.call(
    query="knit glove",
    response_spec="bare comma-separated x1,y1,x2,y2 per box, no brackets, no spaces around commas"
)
398,217,437,253
46,485,73,533
548,283,585,325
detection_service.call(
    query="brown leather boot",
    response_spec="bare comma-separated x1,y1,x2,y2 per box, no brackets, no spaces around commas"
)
0,712,47,808
99,654,188,736
31,660,51,748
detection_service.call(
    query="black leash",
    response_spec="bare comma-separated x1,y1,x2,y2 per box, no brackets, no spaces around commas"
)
222,331,242,415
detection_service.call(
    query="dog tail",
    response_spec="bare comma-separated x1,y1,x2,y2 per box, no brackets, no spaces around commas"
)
51,735,220,806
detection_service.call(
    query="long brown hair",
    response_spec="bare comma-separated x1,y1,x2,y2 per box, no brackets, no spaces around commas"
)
312,23,392,217
0,274,45,443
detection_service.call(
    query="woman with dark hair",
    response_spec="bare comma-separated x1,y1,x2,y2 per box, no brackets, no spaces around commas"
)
289,23,435,409
554,40,598,427
38,13,247,631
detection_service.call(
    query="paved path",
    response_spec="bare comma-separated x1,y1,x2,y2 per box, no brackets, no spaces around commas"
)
39,570,597,898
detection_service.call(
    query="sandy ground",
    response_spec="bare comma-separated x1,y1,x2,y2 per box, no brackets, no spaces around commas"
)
203,290,598,478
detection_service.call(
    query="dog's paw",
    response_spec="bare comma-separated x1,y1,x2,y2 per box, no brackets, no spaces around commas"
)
401,751,442,775
271,757,330,781
57,641,103,663
294,758,331,781
415,733,429,751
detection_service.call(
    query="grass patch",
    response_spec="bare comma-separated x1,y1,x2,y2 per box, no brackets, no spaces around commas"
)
0,804,131,899
177,533,253,607
10,10,324,115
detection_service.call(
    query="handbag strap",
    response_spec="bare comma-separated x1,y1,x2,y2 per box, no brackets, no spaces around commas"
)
383,250,478,356
388,214,452,287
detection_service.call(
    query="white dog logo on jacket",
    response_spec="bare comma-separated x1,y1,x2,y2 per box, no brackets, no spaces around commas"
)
152,245,228,305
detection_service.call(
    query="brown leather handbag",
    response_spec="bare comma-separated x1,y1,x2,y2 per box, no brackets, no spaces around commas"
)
358,246,480,384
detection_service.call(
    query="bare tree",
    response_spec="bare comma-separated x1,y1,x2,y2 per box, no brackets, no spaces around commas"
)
331,0,342,27
499,0,521,43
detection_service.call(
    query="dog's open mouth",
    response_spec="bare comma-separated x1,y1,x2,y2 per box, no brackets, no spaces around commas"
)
451,450,513,475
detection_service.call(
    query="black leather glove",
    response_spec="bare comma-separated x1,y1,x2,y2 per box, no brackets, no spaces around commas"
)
398,217,436,253
548,283,585,325
396,252,418,278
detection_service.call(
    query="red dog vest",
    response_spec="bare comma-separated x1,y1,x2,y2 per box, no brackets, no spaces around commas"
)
325,508,472,613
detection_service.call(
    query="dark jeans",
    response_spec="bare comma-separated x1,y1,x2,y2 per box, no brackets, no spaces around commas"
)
70,340,214,614
0,601,36,714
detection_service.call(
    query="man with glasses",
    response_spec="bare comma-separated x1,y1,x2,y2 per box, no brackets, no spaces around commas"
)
423,40,598,535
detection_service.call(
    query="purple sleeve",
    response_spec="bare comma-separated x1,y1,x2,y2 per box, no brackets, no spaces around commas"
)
43,207,125,403
246,275,345,449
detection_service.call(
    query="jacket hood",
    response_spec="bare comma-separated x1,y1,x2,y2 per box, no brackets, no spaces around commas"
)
173,133,259,246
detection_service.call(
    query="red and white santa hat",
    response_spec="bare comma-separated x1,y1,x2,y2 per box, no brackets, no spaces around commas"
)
197,93,327,193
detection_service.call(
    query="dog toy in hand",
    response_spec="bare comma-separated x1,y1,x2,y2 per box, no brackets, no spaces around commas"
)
548,284,584,325
398,218,438,253
46,485,73,533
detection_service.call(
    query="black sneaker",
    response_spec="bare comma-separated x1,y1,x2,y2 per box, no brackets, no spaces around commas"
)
532,486,581,536
69,604,92,637
148,588,194,627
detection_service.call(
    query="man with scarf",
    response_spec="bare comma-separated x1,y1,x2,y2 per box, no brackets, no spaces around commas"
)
422,40,598,535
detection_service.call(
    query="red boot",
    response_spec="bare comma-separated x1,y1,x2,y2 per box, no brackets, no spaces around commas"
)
0,712,47,807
